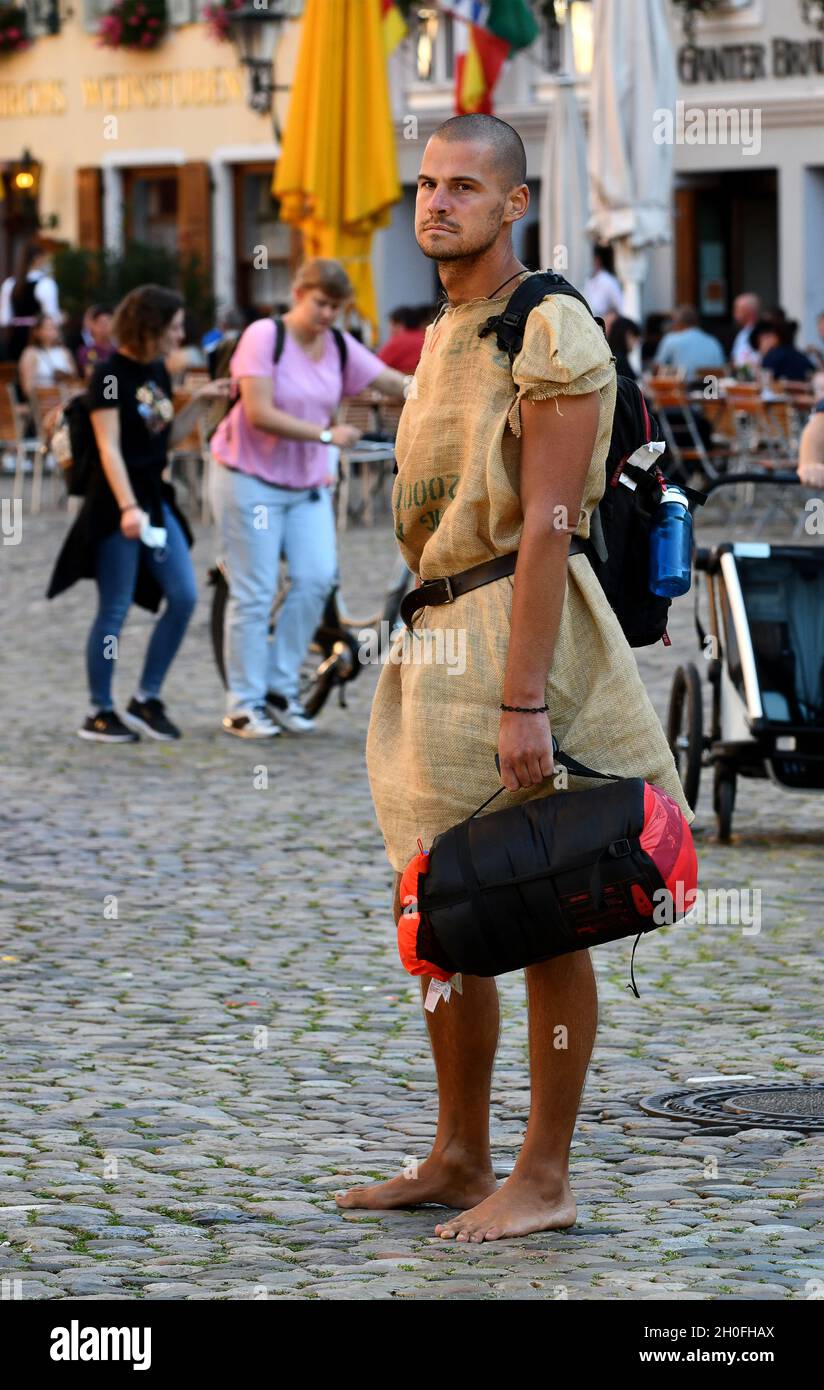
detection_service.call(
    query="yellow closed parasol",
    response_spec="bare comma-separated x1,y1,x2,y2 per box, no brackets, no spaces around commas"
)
273,0,402,335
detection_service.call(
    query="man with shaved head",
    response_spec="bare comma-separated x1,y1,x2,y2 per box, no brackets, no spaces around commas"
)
339,114,693,1242
732,292,762,368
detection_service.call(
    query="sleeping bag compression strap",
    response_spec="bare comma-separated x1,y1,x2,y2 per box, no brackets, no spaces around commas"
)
487,741,647,998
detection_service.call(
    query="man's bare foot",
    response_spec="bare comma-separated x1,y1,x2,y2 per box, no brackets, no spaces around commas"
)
335,1151,497,1212
433,1172,576,1241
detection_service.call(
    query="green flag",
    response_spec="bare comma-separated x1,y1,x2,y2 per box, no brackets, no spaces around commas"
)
487,0,540,54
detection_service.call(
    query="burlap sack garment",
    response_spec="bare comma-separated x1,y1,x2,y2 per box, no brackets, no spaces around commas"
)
365,271,694,873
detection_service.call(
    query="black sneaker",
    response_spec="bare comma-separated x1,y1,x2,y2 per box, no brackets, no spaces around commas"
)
123,697,181,741
78,710,140,743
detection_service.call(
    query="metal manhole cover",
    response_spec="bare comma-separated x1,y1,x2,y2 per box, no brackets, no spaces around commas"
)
640,1084,824,1133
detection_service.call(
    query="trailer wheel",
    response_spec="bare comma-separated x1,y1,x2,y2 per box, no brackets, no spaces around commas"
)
667,664,703,811
713,765,737,843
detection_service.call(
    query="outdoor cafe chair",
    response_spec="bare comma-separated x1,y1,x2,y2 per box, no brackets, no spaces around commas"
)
774,379,817,453
169,390,211,524
374,396,405,439
645,376,730,485
0,381,40,506
725,383,791,469
29,385,64,514
722,383,800,532
337,393,394,527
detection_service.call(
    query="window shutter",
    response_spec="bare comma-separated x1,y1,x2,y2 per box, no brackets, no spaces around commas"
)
178,162,212,270
76,168,103,252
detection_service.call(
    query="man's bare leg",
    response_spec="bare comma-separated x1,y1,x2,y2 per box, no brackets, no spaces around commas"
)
434,948,598,1241
336,871,500,1211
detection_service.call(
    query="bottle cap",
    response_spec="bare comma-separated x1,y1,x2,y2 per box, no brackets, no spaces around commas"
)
660,484,689,508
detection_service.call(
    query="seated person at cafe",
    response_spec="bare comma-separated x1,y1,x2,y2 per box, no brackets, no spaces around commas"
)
75,304,115,379
18,314,76,403
753,318,814,384
654,304,725,377
798,396,824,490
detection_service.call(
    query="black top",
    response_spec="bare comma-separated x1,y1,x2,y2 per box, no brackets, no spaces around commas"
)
47,353,192,612
762,345,814,383
88,351,174,491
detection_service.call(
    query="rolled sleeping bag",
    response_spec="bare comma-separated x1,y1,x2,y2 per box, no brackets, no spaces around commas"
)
397,746,697,982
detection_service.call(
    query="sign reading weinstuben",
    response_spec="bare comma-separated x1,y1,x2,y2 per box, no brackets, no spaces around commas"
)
0,67,244,119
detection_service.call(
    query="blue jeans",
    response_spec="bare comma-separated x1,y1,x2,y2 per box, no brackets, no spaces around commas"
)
210,463,337,713
86,503,197,710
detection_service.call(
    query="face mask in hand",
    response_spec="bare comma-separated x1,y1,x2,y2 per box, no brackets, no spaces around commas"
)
139,515,168,549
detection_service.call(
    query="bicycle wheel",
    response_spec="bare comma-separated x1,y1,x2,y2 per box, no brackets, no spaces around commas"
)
335,550,413,658
208,566,229,688
667,663,703,811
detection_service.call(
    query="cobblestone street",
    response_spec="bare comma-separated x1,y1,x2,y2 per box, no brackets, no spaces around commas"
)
2,494,823,1302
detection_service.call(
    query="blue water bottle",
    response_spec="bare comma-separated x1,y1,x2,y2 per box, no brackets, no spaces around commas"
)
649,485,693,598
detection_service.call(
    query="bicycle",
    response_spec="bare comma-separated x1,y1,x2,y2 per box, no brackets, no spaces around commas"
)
208,451,413,718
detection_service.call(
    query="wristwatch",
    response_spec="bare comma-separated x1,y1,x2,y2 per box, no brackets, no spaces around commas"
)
318,428,333,444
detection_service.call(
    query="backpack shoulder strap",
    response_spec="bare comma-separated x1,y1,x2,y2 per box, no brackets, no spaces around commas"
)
274,318,348,376
272,316,285,364
478,270,596,363
331,326,348,376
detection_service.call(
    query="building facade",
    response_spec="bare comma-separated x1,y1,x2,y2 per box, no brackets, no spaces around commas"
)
0,2,303,316
2,1,824,349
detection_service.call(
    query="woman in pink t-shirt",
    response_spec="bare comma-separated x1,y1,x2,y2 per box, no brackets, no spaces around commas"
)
210,258,409,738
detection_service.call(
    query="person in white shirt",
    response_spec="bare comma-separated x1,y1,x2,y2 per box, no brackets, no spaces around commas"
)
18,315,76,402
730,292,761,368
583,246,624,319
0,242,62,363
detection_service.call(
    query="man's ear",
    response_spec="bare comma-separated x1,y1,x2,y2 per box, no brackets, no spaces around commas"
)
504,183,530,227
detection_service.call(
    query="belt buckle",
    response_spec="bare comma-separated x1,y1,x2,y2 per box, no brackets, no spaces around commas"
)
441,575,455,604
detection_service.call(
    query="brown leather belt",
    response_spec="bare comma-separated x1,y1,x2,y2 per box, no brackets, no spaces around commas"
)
400,536,587,632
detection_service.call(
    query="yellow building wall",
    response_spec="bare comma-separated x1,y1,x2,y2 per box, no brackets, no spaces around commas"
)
0,17,297,243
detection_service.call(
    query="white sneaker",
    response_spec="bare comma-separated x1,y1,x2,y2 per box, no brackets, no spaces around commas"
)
267,693,316,734
222,706,280,739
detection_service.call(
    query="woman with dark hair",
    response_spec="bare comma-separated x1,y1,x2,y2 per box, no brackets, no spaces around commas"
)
606,315,641,380
47,284,231,743
752,318,814,383
0,243,61,364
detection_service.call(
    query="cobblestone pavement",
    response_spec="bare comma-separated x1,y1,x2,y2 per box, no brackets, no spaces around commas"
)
1,488,823,1302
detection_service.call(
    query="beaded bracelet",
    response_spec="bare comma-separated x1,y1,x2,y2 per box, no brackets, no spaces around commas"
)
500,703,549,714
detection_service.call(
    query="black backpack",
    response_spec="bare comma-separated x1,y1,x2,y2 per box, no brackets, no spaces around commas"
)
204,316,349,442
52,391,100,498
478,270,702,647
